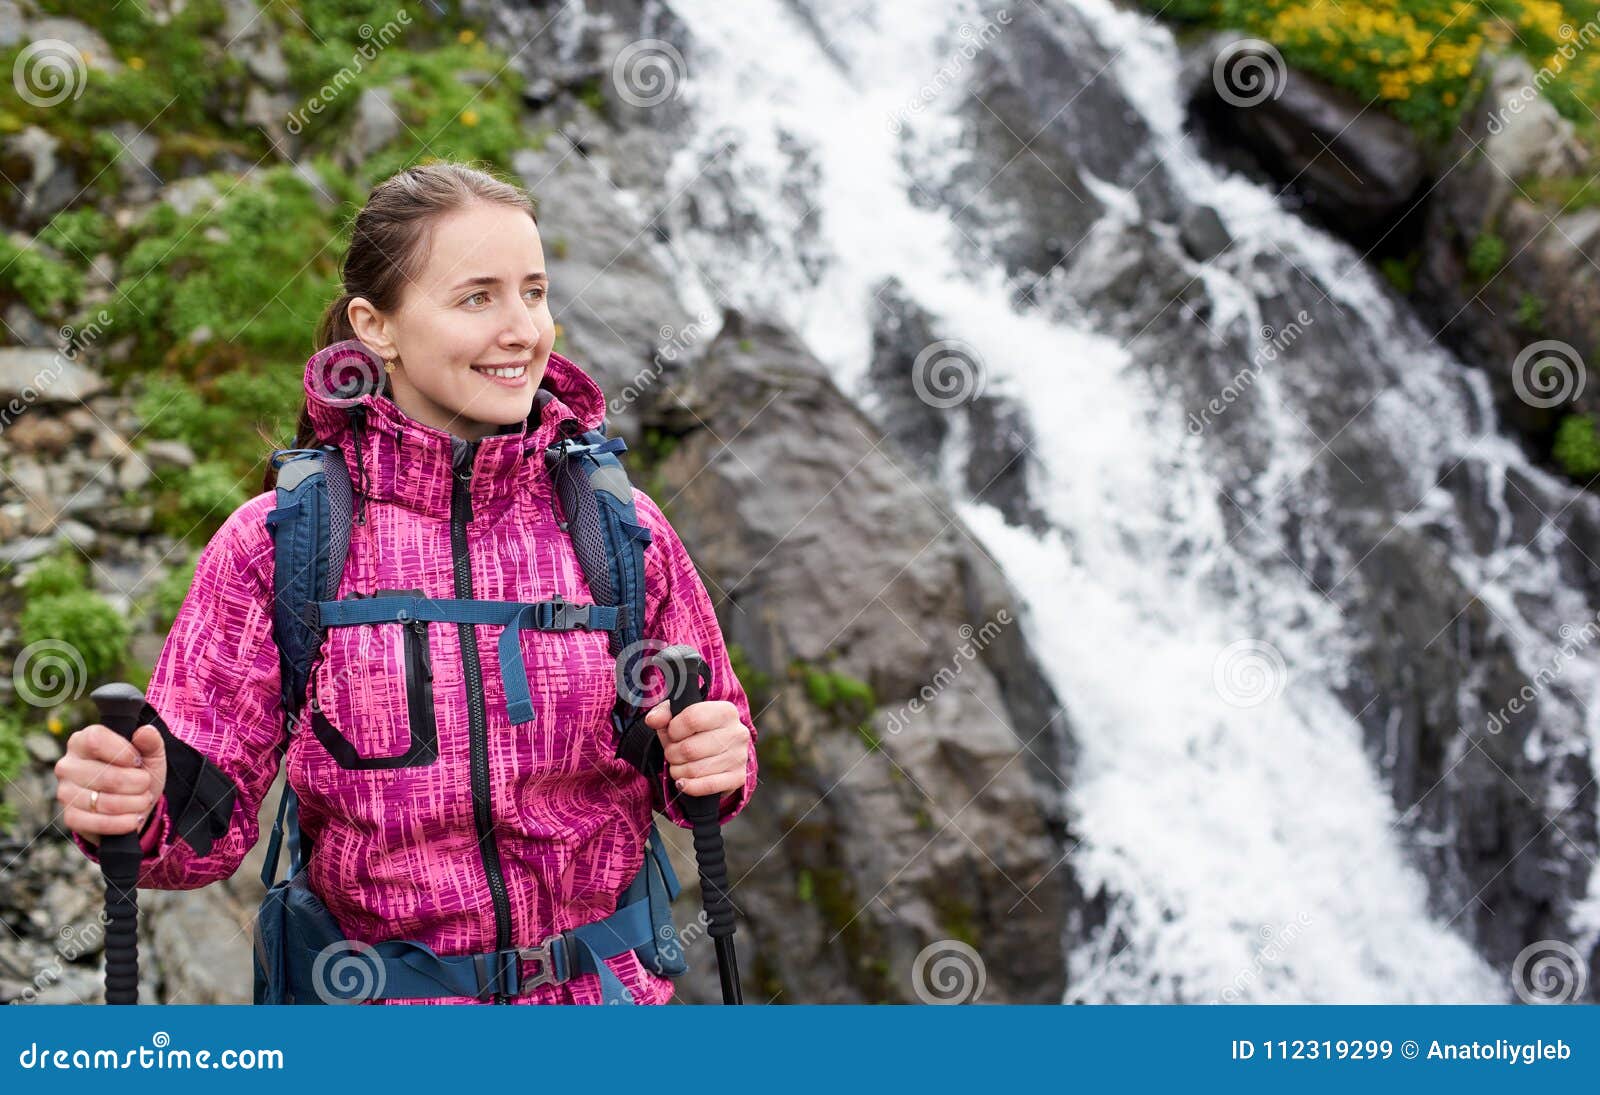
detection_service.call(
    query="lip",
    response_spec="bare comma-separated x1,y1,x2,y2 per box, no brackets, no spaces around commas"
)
471,360,532,388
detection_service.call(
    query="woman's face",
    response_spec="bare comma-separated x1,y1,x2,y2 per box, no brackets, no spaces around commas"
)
348,201,555,441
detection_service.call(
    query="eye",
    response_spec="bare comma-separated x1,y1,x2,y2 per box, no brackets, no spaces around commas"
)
463,290,489,307
524,285,547,302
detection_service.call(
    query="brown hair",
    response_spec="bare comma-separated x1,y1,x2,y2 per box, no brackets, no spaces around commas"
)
265,161,539,492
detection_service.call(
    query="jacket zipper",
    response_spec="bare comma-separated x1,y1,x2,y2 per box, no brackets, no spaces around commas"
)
450,443,514,1003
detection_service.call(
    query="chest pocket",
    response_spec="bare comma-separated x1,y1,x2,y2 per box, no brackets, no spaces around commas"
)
307,590,628,771
309,589,439,770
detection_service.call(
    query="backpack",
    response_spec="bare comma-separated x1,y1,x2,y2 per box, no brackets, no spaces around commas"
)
251,364,687,1004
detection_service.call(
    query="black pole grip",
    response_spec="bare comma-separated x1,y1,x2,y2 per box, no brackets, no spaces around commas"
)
90,682,146,1005
653,645,743,1004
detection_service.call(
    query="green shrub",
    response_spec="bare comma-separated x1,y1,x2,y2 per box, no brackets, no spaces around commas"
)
38,207,113,260
21,550,88,601
0,710,25,831
0,236,83,314
1554,413,1600,479
19,590,131,683
1467,231,1506,280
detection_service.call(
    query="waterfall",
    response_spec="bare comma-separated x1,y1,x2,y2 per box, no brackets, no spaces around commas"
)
638,0,1598,1002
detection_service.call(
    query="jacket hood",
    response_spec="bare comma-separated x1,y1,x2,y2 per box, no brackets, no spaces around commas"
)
301,341,608,520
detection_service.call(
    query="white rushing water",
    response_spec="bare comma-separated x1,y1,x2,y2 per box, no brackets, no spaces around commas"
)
643,0,1598,1001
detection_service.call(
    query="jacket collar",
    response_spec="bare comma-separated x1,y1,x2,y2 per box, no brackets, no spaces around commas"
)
302,345,608,521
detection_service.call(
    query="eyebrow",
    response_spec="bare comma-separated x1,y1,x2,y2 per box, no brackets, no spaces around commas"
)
449,272,548,290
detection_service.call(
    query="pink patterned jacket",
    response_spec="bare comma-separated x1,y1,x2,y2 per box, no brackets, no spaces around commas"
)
73,348,759,1005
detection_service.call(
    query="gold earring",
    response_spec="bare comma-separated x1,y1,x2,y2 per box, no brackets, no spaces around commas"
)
384,357,396,373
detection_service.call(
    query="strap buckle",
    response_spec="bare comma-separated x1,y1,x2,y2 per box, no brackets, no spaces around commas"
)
537,594,591,630
516,931,569,991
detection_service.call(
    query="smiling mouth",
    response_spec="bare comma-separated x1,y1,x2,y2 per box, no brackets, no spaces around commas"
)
472,362,529,379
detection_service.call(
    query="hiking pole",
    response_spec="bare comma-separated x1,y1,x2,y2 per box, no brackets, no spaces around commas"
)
89,682,146,1005
654,644,743,1005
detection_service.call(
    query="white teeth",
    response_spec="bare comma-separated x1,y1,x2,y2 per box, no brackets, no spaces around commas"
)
476,365,526,378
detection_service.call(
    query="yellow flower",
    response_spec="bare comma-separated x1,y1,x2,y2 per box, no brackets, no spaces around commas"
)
460,109,479,127
458,29,476,45
48,716,63,734
128,56,145,71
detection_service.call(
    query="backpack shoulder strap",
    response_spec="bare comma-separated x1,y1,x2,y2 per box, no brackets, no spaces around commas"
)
543,424,663,784
260,445,353,886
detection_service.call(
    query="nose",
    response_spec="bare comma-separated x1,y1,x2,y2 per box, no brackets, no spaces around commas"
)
499,294,538,349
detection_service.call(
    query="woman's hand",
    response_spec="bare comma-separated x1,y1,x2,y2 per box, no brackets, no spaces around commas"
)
54,723,166,847
644,699,751,803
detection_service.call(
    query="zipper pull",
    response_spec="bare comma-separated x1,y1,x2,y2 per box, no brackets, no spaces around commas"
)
409,618,432,682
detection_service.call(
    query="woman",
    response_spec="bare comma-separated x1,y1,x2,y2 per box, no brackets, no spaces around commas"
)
53,162,759,1005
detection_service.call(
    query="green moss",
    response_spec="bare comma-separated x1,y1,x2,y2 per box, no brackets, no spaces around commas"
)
21,551,88,602
756,731,797,782
1516,291,1545,330
795,867,814,903
157,460,251,542
575,76,608,115
1378,254,1415,295
100,166,344,376
930,890,980,949
38,207,113,261
0,237,83,315
1553,413,1600,479
19,590,131,683
0,709,25,831
737,338,754,353
1466,231,1506,280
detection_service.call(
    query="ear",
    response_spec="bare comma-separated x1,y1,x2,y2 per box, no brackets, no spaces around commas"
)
346,296,397,358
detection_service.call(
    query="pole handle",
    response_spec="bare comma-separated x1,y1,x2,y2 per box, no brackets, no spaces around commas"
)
90,682,146,1005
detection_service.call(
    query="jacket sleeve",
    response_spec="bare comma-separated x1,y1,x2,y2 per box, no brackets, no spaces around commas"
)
71,491,287,889
632,489,759,829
